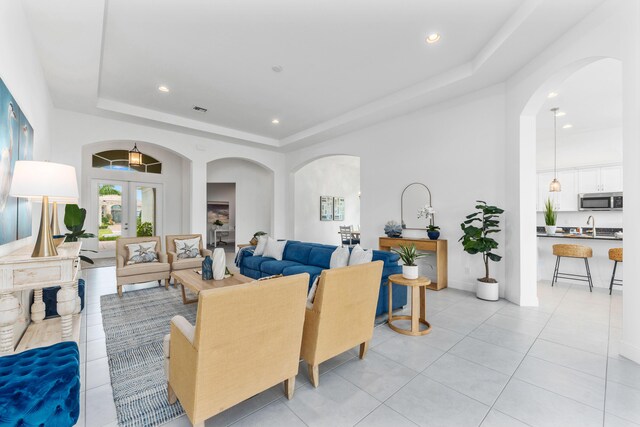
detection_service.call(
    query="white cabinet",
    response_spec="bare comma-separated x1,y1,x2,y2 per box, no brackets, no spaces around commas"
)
578,165,623,193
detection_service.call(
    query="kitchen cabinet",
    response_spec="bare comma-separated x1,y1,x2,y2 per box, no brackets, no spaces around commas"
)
578,165,623,193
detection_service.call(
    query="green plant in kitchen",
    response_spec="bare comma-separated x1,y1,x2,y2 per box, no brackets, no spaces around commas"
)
460,200,504,300
63,204,97,264
543,198,558,235
391,244,429,279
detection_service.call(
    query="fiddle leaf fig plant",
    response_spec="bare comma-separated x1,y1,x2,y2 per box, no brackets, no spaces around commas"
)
64,204,97,264
459,200,504,283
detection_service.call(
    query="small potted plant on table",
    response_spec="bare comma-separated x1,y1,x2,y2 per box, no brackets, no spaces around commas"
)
460,200,504,301
392,244,428,280
544,198,557,235
427,225,440,240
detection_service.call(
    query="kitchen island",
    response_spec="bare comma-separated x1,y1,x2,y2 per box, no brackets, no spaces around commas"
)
537,229,622,290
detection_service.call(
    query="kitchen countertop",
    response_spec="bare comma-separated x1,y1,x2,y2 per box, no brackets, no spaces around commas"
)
536,233,622,241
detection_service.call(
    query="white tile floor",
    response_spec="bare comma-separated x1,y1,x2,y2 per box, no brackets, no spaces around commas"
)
76,263,639,427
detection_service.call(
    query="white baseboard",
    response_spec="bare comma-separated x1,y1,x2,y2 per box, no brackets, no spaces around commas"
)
620,340,640,364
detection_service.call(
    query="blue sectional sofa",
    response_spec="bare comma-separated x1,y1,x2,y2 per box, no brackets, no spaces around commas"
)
239,241,406,316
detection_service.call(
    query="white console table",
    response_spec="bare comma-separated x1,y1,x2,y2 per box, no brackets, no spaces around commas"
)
0,242,82,355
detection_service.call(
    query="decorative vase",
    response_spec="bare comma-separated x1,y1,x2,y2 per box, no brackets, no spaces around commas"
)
476,279,499,301
201,255,213,280
545,225,557,235
213,248,226,280
427,231,440,240
402,265,419,280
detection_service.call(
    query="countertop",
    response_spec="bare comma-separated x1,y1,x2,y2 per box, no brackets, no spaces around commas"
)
536,233,622,241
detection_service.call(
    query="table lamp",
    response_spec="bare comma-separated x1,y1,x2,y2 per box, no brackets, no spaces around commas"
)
9,161,79,257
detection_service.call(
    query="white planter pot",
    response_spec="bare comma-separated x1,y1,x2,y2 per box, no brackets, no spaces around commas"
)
545,225,557,235
476,279,499,301
402,265,419,280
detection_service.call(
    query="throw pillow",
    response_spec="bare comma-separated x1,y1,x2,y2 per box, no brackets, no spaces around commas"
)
126,241,159,265
174,237,201,259
306,276,320,309
330,246,350,269
253,235,268,256
263,237,287,261
348,244,373,266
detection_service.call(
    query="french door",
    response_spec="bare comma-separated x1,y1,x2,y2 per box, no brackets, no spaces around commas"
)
90,179,163,257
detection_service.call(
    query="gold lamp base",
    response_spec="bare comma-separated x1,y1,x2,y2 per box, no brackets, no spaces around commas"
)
50,201,61,236
32,195,58,257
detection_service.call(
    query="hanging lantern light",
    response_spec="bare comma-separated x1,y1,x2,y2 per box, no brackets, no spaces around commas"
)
128,143,143,167
549,108,561,192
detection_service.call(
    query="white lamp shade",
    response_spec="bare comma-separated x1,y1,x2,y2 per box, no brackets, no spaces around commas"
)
9,161,79,202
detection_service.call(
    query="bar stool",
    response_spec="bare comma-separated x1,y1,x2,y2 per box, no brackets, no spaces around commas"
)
551,244,593,292
608,248,623,295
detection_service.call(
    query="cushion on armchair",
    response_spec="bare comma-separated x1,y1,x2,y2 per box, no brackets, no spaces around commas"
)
126,241,159,264
0,341,80,427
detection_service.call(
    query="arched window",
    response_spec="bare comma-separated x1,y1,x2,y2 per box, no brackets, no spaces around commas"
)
92,150,162,174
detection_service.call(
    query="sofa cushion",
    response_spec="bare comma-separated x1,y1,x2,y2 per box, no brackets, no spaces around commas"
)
117,261,169,277
243,255,270,271
261,260,301,276
282,265,323,285
308,247,335,269
283,242,313,265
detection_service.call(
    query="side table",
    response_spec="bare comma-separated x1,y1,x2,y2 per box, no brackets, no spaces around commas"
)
387,274,432,336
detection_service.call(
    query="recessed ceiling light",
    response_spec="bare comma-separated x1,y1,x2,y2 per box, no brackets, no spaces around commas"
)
272,65,283,73
548,92,558,98
425,33,441,44
272,119,280,124
158,85,170,93
562,124,573,129
555,111,566,117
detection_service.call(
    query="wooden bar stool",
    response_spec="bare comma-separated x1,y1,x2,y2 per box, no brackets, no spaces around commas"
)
551,244,594,292
608,248,623,295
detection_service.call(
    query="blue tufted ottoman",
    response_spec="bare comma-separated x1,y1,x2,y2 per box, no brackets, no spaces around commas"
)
0,341,81,427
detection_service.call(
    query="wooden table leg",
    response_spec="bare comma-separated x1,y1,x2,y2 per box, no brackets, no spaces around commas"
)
31,289,46,323
0,292,20,355
420,285,426,321
57,284,77,340
411,286,420,333
387,280,393,323
180,284,198,305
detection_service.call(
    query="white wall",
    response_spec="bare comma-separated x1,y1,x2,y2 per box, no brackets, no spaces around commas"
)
206,183,236,245
287,85,507,292
294,155,360,245
207,159,273,248
537,127,622,170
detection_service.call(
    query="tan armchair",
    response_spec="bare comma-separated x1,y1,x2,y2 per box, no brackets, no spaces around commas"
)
116,236,171,296
165,234,212,275
300,261,384,387
164,274,309,427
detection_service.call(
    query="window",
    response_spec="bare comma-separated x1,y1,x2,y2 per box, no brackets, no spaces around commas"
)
92,150,162,174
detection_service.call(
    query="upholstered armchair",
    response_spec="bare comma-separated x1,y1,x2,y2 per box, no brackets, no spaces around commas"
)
116,236,171,297
300,261,383,387
164,274,309,427
165,234,212,275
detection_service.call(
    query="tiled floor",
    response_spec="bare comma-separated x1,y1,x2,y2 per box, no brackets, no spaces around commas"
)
76,263,639,427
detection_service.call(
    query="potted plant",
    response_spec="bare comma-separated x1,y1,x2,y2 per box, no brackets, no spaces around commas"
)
63,204,97,264
250,231,267,246
544,198,557,235
391,244,428,279
427,225,440,240
459,200,504,301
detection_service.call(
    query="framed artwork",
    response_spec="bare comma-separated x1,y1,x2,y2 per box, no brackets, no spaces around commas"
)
333,197,345,221
320,196,333,221
0,77,33,246
207,201,230,225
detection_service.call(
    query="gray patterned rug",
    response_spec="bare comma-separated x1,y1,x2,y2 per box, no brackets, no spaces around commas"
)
101,286,198,427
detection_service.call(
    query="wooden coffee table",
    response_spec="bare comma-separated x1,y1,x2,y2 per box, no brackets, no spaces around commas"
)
387,274,432,336
171,269,253,304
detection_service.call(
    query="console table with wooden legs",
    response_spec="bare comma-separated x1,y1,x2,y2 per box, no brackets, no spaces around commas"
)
379,237,448,290
0,242,82,355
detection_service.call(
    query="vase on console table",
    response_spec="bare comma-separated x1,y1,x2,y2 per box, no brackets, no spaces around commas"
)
213,248,226,280
202,255,213,280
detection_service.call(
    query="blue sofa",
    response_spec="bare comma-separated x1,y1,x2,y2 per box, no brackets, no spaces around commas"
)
240,241,406,316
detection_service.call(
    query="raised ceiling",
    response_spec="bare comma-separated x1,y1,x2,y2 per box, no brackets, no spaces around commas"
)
22,0,605,150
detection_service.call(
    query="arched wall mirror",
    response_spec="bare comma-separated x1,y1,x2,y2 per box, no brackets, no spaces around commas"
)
401,182,434,229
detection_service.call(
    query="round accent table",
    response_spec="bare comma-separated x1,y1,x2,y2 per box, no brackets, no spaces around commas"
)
387,274,432,336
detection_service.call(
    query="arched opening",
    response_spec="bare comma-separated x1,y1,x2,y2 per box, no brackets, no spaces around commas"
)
293,155,361,245
80,140,192,258
518,57,623,304
206,157,274,253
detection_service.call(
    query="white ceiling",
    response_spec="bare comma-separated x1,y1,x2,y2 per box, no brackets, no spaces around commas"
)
21,0,606,150
536,58,622,147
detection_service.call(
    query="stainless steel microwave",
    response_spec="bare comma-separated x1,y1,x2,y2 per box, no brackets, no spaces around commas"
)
578,192,623,211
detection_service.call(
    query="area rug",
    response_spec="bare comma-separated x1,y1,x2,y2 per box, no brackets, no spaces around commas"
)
101,286,198,427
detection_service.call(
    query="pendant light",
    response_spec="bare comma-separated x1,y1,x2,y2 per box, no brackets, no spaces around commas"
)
128,143,143,167
549,107,561,192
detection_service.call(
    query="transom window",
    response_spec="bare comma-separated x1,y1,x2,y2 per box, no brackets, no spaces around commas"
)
92,150,162,174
